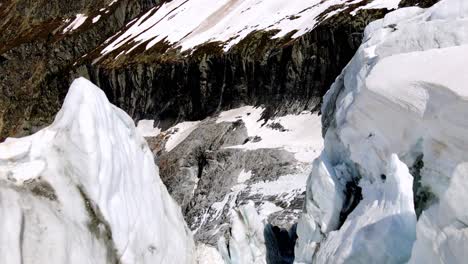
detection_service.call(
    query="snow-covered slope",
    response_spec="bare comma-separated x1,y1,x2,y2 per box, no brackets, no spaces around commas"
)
0,77,195,263
100,0,403,57
143,105,323,250
295,0,468,263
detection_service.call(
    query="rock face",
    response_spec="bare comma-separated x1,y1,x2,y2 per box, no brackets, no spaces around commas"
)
0,77,195,264
0,0,161,139
0,0,403,139
140,106,324,248
295,0,468,263
82,7,387,131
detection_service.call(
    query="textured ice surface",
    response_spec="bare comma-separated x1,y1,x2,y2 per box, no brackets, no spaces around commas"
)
219,201,268,264
295,0,468,262
0,78,195,264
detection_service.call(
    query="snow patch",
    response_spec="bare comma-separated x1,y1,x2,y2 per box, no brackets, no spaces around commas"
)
136,119,161,137
101,0,383,56
165,121,201,152
63,14,88,33
237,169,252,183
351,0,401,15
92,15,101,23
258,201,283,219
217,106,323,162
249,171,309,206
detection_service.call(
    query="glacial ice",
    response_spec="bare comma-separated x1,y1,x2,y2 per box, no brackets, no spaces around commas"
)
0,77,195,264
218,201,268,264
295,0,468,263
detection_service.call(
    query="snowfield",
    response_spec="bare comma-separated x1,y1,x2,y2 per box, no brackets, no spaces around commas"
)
295,0,468,263
100,0,403,56
0,78,195,264
217,106,323,162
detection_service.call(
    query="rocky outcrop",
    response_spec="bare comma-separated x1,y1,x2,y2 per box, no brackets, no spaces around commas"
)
0,0,160,139
0,0,394,139
141,106,323,246
83,8,388,131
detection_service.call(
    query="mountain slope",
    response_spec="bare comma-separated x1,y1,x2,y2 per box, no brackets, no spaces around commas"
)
139,106,323,249
0,0,419,139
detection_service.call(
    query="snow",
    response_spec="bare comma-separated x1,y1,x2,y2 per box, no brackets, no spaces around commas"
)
0,159,46,184
136,119,161,137
351,0,401,15
296,0,468,262
258,201,283,219
217,106,323,163
92,15,101,23
196,243,225,264
249,172,308,205
101,0,390,56
165,121,201,152
63,14,88,33
210,181,246,220
0,77,195,263
208,166,310,226
237,169,252,183
197,107,323,234
0,139,31,160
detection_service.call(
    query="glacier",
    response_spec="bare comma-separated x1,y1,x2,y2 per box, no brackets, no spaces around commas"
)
0,77,195,264
219,201,268,264
295,0,468,263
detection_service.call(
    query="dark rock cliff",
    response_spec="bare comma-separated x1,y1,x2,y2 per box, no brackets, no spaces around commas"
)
0,0,160,140
0,0,442,140
82,8,388,131
0,0,395,140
